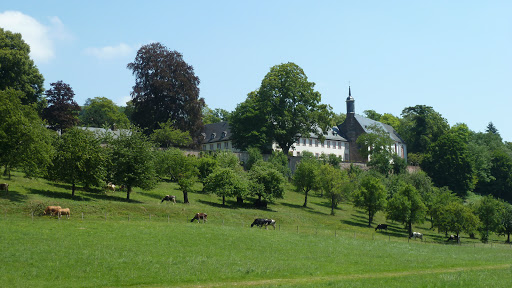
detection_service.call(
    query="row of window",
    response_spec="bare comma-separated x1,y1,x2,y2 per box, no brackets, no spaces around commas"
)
203,141,230,151
297,138,346,149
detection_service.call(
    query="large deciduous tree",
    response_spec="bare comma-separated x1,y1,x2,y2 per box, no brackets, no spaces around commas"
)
398,105,449,155
0,28,44,105
107,128,157,201
79,97,130,129
230,62,333,155
386,183,427,236
293,156,319,207
0,89,54,178
318,164,352,215
48,128,106,197
353,174,387,225
127,42,204,145
249,161,285,208
42,81,81,132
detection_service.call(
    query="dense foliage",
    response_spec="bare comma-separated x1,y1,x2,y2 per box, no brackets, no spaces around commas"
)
42,81,81,132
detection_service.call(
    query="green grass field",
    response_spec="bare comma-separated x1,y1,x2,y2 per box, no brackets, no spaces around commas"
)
1,172,512,287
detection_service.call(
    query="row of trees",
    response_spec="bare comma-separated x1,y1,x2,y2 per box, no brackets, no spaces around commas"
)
293,151,512,242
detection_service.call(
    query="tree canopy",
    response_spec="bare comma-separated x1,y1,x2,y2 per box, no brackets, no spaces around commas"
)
127,42,204,145
42,81,81,132
0,28,44,105
230,62,333,155
353,174,387,225
79,97,130,129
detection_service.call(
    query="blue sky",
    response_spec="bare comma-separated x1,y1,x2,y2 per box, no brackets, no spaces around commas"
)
1,1,511,141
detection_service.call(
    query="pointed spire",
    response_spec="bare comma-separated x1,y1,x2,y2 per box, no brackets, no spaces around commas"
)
346,85,355,114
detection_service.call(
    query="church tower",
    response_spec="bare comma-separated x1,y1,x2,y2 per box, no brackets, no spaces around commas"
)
346,86,355,114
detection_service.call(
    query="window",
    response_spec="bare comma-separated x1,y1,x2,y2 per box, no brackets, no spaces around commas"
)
309,139,313,146
303,138,307,146
327,141,330,148
202,145,206,151
217,143,221,149
321,141,324,147
296,151,300,156
338,142,342,149
224,142,229,149
209,144,213,150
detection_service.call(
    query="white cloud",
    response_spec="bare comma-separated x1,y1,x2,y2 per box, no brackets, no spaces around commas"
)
84,43,135,60
0,11,70,63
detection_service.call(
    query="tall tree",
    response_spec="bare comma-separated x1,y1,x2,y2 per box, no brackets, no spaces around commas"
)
42,81,81,132
486,122,499,134
293,156,319,207
477,149,512,203
497,202,512,243
475,195,502,242
202,105,230,124
318,164,351,215
363,109,382,121
353,174,387,225
399,105,449,155
249,161,285,208
127,42,204,144
204,167,249,206
107,128,157,201
0,28,44,105
421,130,475,196
435,201,479,238
48,128,106,197
386,184,427,236
0,89,54,178
79,97,130,129
230,62,333,155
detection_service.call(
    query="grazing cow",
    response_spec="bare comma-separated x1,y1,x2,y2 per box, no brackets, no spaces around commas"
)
447,235,460,242
191,213,207,223
43,206,62,216
106,183,116,192
57,208,71,219
409,232,423,240
251,218,276,230
375,224,388,231
161,195,176,204
0,183,8,192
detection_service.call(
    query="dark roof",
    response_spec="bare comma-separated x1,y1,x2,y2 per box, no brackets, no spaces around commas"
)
353,114,405,143
201,121,232,144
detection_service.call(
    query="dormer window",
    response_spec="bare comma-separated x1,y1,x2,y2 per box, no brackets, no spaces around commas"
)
201,133,206,140
221,131,227,138
210,133,216,140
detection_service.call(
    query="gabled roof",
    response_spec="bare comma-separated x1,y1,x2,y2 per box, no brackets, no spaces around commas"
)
353,114,404,143
302,126,347,141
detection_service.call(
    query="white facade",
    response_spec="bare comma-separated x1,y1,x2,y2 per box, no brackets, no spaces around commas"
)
273,137,349,160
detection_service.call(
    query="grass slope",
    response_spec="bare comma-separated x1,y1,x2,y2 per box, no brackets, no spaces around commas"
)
1,172,512,287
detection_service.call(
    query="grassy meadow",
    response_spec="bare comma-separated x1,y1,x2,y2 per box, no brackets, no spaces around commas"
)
1,171,512,287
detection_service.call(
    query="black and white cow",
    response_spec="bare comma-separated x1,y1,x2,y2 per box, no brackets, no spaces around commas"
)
375,224,388,231
251,218,276,230
409,232,423,240
447,235,460,242
161,195,176,204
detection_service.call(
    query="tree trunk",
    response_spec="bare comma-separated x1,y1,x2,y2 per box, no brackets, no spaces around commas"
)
368,211,372,226
303,190,308,207
331,195,336,215
183,191,189,204
222,195,225,206
408,222,412,236
508,232,510,243
72,182,76,197
236,196,243,205
126,186,131,201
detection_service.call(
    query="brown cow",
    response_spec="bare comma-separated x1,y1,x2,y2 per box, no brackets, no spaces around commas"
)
57,208,71,219
191,213,207,223
43,206,62,216
0,183,8,192
106,183,116,192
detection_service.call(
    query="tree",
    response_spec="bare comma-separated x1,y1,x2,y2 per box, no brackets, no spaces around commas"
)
356,124,394,175
421,130,474,196
429,187,460,230
107,128,157,201
330,112,346,126
244,147,263,171
399,105,449,155
293,157,319,207
202,105,230,124
230,62,333,155
166,149,198,204
0,28,44,105
475,195,502,242
48,128,106,197
196,154,218,188
486,122,499,134
0,89,54,178
477,149,512,203
435,201,479,239
353,174,387,225
151,119,193,148
363,110,382,121
379,113,401,131
204,168,249,206
268,150,291,179
386,184,427,236
497,202,512,243
318,164,352,215
249,161,285,208
79,97,130,129
42,81,81,132
127,42,204,144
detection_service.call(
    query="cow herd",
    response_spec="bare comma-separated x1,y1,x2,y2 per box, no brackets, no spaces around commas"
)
43,206,71,219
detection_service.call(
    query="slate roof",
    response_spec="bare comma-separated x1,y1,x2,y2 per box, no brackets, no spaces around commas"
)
353,114,404,143
201,121,232,144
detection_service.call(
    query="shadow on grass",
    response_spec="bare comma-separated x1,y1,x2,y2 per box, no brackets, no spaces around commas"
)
0,190,28,202
341,218,370,229
139,191,165,201
27,188,88,201
197,199,277,212
280,202,329,216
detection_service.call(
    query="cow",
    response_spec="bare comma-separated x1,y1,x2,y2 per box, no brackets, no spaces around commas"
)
43,206,62,217
251,218,276,230
447,235,460,242
409,232,423,240
0,183,8,192
106,183,116,192
57,208,71,219
375,224,388,231
191,213,207,223
161,195,176,204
